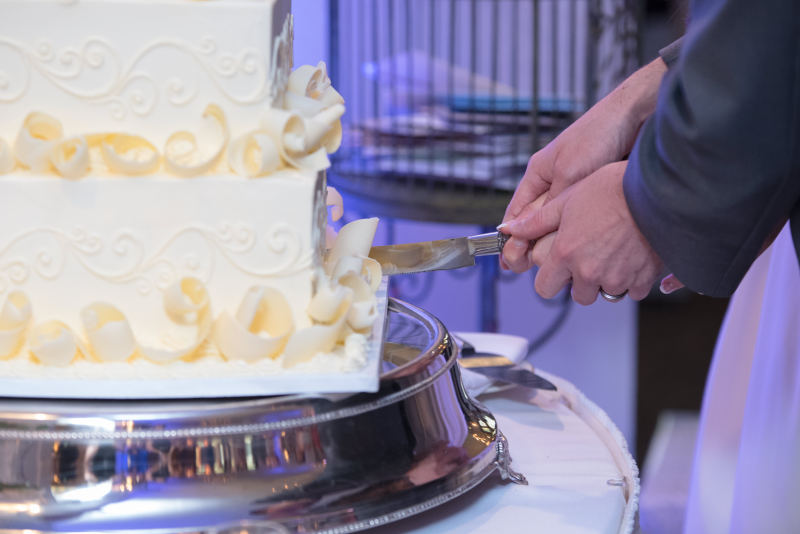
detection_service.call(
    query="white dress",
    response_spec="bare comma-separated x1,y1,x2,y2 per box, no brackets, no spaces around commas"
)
683,224,800,533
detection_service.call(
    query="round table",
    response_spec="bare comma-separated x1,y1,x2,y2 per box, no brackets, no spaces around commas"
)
373,371,639,534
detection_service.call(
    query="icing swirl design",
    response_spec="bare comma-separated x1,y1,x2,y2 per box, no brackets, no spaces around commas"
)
0,35,271,119
0,62,345,178
0,218,381,367
0,222,309,297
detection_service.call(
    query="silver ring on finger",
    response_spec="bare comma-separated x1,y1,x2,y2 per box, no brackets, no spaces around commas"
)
599,287,628,303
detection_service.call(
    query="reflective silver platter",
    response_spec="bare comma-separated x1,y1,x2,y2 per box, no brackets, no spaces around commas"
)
0,299,525,533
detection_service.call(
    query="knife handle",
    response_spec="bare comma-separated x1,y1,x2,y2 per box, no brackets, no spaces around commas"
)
468,232,510,256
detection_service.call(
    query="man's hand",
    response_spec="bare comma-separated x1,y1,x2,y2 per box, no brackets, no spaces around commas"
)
501,58,667,273
504,161,664,304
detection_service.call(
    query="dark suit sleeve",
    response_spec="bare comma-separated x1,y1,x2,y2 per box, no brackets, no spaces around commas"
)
623,0,800,297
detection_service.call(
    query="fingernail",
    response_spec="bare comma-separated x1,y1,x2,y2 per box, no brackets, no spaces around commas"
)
496,222,510,231
660,279,676,294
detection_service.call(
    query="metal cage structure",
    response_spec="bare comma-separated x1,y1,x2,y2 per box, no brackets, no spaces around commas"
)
328,0,639,226
327,0,639,332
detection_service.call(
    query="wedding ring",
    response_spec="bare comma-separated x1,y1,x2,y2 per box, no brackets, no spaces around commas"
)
599,288,627,303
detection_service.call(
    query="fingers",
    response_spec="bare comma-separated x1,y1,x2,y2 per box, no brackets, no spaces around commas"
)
503,191,566,242
500,236,534,273
503,153,551,222
659,274,684,294
534,255,572,299
500,195,548,273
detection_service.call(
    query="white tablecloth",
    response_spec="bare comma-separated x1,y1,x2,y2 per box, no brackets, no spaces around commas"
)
372,334,639,534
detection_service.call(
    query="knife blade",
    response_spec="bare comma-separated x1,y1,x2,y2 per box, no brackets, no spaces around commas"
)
462,365,558,391
369,231,510,275
458,359,558,391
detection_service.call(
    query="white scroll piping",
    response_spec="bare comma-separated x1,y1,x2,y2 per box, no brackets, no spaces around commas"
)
0,292,32,359
213,286,294,362
164,103,229,177
1,63,346,179
0,214,383,369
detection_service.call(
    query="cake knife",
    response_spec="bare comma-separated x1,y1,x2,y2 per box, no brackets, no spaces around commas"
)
368,231,510,275
455,336,558,391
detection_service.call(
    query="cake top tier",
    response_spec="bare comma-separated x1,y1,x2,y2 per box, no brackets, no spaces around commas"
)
0,0,292,145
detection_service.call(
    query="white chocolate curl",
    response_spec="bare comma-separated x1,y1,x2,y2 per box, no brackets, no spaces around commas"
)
307,280,353,324
0,292,32,359
98,133,160,175
213,286,294,362
81,302,137,362
325,218,379,275
282,313,349,368
339,273,378,332
29,321,81,367
228,130,282,177
138,277,213,364
0,138,15,174
14,112,63,172
51,136,90,179
260,108,331,172
165,104,229,177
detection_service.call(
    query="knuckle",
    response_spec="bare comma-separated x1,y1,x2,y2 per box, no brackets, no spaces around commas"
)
575,262,600,285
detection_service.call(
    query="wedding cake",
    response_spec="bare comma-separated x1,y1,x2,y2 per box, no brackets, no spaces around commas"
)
0,0,382,382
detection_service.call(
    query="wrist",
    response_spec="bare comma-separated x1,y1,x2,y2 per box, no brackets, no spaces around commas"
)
626,58,668,126
609,57,667,132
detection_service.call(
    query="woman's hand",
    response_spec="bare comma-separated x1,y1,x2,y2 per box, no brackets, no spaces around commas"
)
504,161,664,304
501,58,668,273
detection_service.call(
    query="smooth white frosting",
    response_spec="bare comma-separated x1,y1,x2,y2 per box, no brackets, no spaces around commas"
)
0,0,291,145
0,0,382,377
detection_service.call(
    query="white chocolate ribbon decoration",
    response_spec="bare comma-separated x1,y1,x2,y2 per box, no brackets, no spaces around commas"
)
302,104,344,155
213,286,294,362
29,321,82,367
260,108,331,172
0,138,15,174
339,273,378,332
307,279,353,324
0,292,32,359
325,218,379,275
97,134,160,175
51,136,90,179
14,112,63,172
81,302,137,362
287,62,345,114
165,104,229,177
228,130,282,177
282,319,346,368
139,277,213,363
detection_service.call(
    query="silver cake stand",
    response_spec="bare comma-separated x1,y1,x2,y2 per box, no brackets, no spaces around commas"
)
0,299,526,533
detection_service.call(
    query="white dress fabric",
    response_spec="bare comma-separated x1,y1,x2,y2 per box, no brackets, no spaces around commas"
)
684,224,800,533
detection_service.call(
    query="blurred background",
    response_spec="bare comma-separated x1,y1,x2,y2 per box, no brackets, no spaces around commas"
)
294,1,726,531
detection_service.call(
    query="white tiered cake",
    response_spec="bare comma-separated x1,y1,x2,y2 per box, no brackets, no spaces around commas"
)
0,0,383,393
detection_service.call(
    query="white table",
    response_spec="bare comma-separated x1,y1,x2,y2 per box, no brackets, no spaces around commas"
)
372,371,640,533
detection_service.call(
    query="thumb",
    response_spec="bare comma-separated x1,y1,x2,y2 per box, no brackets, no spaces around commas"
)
501,192,566,241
